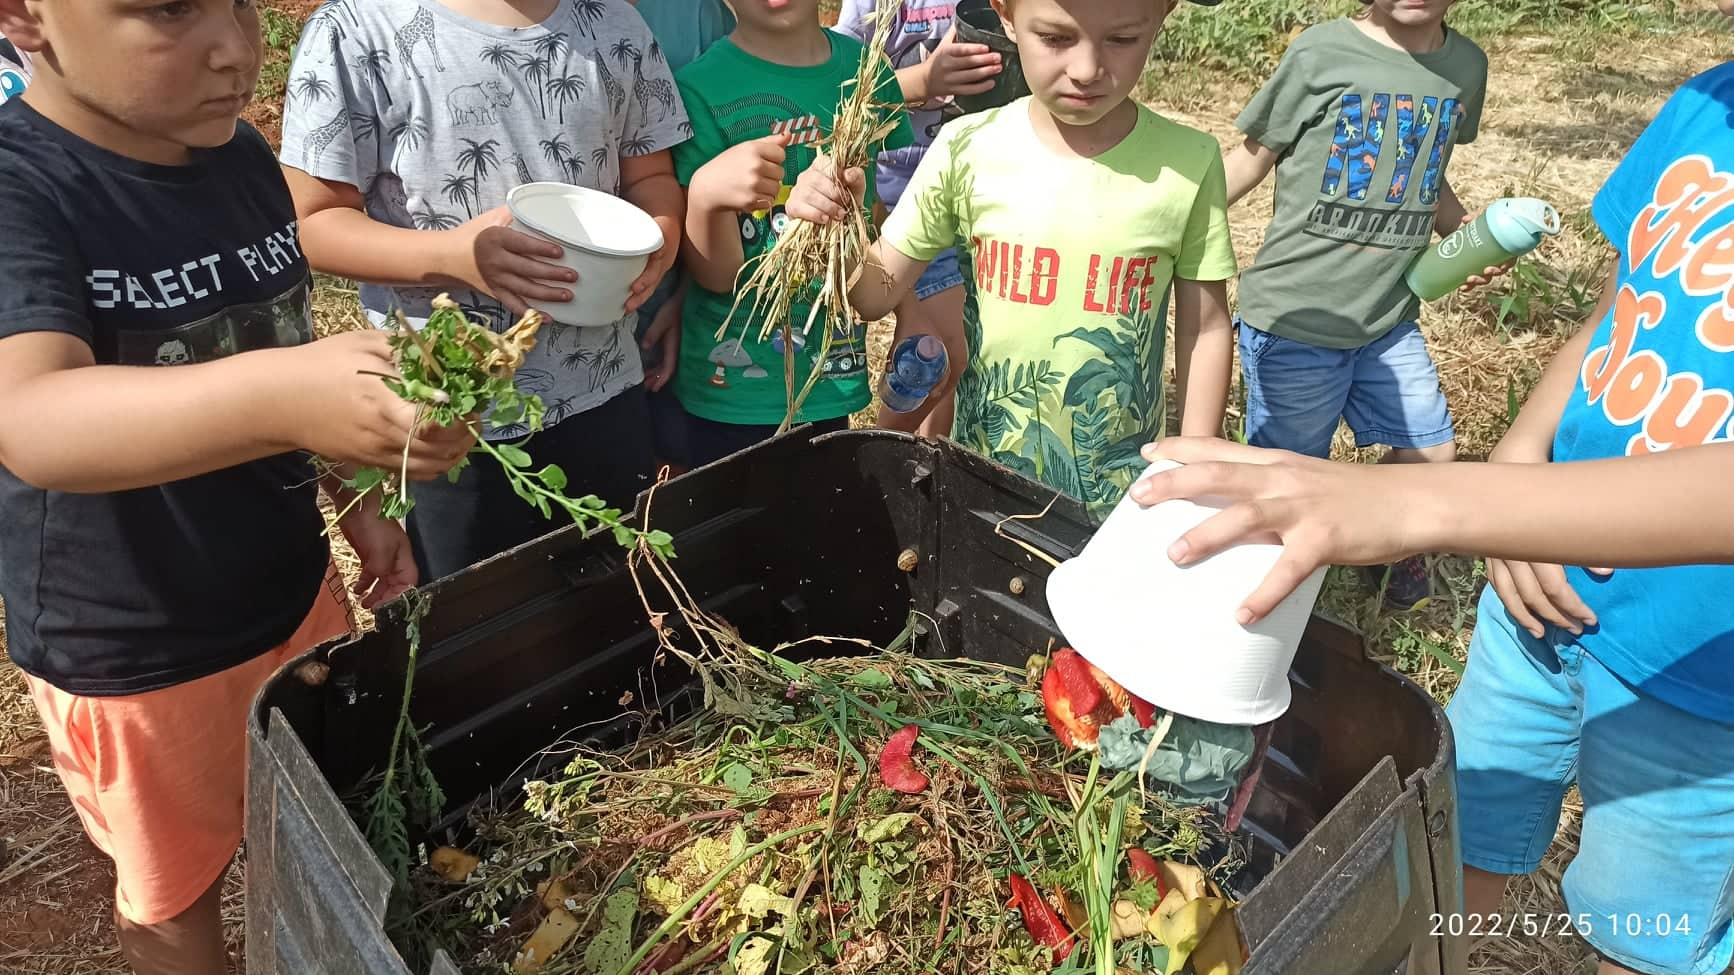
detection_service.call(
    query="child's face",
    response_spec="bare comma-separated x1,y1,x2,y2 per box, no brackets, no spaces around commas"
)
994,0,1172,130
0,0,262,153
723,0,822,35
1362,0,1455,28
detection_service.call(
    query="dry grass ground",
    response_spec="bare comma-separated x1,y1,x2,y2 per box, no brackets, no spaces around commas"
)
0,3,1728,973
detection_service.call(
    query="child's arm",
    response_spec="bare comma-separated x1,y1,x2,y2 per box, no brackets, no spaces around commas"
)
640,278,686,393
1131,436,1734,625
1479,266,1617,637
1433,175,1471,237
1172,279,1234,438
1224,137,1279,208
620,150,685,313
284,169,578,317
0,329,473,494
785,157,927,321
893,27,1002,105
681,134,790,294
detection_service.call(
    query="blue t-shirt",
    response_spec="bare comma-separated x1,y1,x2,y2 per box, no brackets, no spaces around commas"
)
1551,61,1734,722
632,0,734,73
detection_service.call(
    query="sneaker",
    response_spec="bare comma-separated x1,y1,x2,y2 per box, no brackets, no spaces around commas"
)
1365,556,1430,610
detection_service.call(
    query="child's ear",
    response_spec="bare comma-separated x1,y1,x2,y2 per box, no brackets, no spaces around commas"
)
0,0,45,52
990,0,1014,41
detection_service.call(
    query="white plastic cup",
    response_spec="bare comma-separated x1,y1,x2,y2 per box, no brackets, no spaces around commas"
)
506,182,664,327
1047,461,1329,726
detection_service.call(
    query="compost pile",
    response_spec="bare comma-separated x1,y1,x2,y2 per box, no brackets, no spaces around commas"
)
394,547,1254,975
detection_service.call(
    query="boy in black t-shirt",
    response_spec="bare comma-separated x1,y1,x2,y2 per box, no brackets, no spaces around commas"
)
0,2,474,971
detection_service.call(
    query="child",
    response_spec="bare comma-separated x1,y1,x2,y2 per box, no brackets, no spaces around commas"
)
0,1,473,971
280,0,688,581
672,0,913,468
833,0,1002,437
1138,57,1734,975
1224,0,1489,608
789,0,1236,511
629,0,736,472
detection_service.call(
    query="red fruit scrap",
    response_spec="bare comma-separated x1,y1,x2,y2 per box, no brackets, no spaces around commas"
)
1007,874,1074,960
1041,667,1096,750
1125,849,1168,899
1087,660,1158,729
878,723,930,794
1052,649,1105,716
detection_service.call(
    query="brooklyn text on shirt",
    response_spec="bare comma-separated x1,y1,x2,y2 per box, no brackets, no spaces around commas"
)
85,221,305,311
1581,154,1734,454
971,236,1163,316
1305,94,1467,250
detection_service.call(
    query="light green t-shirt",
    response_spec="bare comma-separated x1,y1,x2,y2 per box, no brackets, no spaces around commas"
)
884,100,1237,510
1236,18,1488,348
672,35,912,426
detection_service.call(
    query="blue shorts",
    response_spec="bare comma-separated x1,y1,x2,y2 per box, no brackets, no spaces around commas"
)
1449,587,1734,975
914,248,965,301
1238,319,1454,458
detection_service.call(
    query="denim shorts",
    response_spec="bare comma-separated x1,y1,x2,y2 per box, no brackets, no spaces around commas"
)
1449,586,1734,975
1237,318,1453,458
914,247,965,300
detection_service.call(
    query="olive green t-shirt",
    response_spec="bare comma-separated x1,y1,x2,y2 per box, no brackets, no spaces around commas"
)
671,35,911,426
1236,19,1487,349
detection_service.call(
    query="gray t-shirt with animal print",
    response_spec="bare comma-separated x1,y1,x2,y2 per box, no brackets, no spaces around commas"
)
280,0,688,436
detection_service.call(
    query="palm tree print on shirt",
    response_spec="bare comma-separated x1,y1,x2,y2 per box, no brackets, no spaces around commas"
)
546,72,586,124
521,55,553,118
480,42,518,74
441,172,478,218
456,138,500,182
541,134,586,183
351,49,393,104
572,0,607,38
292,72,335,103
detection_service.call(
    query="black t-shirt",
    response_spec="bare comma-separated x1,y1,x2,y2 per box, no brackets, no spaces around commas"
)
0,99,329,696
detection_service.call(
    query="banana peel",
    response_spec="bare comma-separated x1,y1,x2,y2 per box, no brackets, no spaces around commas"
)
429,846,480,884
513,906,580,973
1192,907,1248,975
1148,889,1227,975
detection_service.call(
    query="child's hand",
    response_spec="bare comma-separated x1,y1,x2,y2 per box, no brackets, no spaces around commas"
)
786,153,867,226
451,205,578,317
626,232,679,314
338,498,419,609
1128,437,1416,624
692,134,790,214
1486,558,1613,639
292,330,477,479
640,291,682,393
1456,214,1515,291
924,26,1002,99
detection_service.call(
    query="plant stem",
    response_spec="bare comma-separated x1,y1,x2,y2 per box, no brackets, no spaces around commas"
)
605,823,825,975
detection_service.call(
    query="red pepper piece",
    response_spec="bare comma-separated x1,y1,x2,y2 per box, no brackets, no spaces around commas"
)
1087,660,1158,729
1126,848,1160,884
878,724,930,794
1051,649,1105,719
1008,874,1074,960
1041,667,1101,750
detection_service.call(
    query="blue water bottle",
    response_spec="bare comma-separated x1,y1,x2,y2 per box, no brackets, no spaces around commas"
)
881,335,949,414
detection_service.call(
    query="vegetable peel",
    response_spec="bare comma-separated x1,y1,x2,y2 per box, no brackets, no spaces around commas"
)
878,723,930,794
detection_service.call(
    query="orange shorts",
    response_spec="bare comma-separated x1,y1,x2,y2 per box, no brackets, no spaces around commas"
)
26,564,353,925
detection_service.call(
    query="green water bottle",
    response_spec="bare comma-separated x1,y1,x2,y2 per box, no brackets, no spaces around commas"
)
1406,198,1561,302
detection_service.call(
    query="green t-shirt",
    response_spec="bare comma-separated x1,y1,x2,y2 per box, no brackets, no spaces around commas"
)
1235,18,1487,348
672,35,912,426
883,100,1237,512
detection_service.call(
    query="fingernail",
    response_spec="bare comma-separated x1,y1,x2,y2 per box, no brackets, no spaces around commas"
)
1168,539,1190,563
1236,607,1254,625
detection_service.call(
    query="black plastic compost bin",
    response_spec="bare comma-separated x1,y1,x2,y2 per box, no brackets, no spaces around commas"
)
245,428,1465,975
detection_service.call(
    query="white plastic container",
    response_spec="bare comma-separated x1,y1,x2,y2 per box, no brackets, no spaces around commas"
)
506,182,664,327
1047,461,1329,726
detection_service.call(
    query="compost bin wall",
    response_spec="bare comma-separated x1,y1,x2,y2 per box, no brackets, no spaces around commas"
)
246,428,1465,975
